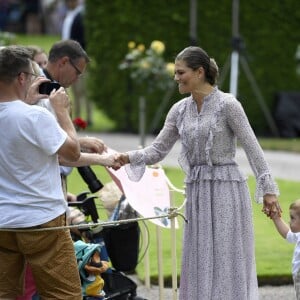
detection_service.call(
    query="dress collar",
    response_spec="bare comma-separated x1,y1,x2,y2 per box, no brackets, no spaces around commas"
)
191,86,218,103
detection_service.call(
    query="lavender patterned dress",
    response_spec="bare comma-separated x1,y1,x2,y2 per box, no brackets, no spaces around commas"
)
125,87,279,300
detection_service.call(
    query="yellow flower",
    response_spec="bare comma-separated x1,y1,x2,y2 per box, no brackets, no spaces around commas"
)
150,40,165,54
165,62,175,76
120,40,174,91
137,44,145,52
128,41,136,49
139,59,150,69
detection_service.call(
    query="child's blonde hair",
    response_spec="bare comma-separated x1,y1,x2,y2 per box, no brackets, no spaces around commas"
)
289,199,300,217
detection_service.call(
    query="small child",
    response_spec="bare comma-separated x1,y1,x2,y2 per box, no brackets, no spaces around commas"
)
270,199,300,299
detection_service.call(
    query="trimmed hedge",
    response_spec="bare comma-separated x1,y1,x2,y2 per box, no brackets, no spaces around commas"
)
85,0,300,135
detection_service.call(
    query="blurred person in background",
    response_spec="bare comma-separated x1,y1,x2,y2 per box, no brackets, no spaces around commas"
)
61,0,93,125
40,0,66,34
0,0,9,30
21,0,43,34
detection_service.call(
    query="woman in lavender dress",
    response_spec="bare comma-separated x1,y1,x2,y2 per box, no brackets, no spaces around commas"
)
116,46,281,299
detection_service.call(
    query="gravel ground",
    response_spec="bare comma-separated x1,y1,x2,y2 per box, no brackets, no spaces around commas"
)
125,274,296,299
259,285,296,300
132,279,296,300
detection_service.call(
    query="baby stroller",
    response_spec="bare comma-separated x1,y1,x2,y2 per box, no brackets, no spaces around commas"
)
68,192,147,300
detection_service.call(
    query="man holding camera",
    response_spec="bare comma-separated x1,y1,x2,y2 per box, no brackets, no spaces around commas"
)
26,39,119,198
0,45,82,299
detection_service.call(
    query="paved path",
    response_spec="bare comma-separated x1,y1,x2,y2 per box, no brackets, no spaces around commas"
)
84,132,300,182
81,132,299,299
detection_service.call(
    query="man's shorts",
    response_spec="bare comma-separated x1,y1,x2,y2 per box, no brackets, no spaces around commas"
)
0,214,82,300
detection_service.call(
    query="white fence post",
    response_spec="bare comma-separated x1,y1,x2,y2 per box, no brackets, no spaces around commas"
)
142,223,151,289
156,225,164,299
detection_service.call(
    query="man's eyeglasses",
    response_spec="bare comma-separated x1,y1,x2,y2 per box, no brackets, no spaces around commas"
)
69,59,82,76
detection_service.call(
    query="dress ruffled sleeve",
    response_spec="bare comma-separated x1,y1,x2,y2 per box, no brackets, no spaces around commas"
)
255,173,279,203
125,150,146,182
124,100,182,182
226,97,279,203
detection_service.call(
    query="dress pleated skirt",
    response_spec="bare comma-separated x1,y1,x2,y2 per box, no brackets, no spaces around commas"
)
179,179,259,300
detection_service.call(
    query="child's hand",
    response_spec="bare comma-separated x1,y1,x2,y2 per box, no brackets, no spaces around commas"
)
270,211,281,220
262,207,281,221
262,194,282,219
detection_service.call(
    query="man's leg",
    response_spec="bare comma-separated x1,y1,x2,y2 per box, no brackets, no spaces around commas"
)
20,214,82,300
0,231,25,299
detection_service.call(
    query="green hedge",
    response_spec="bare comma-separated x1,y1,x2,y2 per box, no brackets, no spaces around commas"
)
85,0,300,135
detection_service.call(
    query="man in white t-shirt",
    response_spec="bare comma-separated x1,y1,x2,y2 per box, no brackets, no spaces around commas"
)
0,45,82,299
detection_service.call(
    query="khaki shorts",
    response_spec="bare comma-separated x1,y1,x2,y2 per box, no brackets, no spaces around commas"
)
0,214,82,300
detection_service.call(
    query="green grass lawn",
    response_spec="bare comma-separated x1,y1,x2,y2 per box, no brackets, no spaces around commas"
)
253,138,300,153
13,34,60,53
68,166,297,285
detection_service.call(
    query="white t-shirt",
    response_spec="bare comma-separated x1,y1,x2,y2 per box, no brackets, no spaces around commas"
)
286,230,300,277
38,69,73,177
0,100,67,227
37,98,73,177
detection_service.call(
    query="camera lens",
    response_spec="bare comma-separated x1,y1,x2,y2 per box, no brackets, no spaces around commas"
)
77,166,104,193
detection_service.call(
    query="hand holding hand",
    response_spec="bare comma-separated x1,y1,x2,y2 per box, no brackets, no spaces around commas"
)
103,152,130,170
262,194,282,219
99,153,121,170
114,153,130,166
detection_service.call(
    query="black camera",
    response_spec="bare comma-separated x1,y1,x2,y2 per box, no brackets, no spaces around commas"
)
39,82,61,95
77,166,104,193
